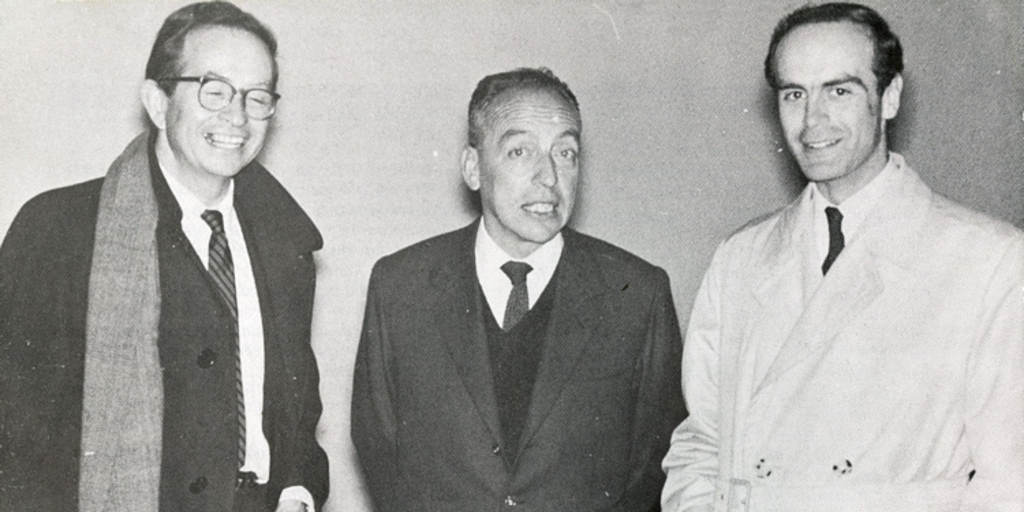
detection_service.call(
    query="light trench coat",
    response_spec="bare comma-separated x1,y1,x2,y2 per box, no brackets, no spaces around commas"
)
662,154,1024,512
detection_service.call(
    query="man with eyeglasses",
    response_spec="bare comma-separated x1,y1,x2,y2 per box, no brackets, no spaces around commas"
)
0,2,327,511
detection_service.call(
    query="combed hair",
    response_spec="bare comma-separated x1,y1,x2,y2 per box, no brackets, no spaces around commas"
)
467,67,580,148
764,2,903,94
145,1,278,94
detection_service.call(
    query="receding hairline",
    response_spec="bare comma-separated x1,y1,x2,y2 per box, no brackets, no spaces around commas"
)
473,87,581,138
175,25,276,76
772,21,880,88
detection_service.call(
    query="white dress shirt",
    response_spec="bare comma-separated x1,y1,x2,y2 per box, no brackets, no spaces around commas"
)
474,221,564,328
812,154,899,279
162,169,314,510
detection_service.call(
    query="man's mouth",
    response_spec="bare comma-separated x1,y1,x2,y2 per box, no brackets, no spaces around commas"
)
523,202,556,215
205,133,246,149
803,138,840,150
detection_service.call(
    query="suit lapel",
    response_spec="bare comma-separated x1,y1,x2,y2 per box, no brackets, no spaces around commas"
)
517,230,607,455
430,223,503,441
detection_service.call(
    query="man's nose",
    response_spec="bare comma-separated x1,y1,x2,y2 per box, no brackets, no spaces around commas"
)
804,93,829,127
534,154,558,187
219,93,248,126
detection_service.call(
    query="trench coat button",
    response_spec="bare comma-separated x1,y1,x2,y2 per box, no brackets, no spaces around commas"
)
189,475,208,494
196,348,217,368
754,457,773,478
504,495,518,506
832,459,853,475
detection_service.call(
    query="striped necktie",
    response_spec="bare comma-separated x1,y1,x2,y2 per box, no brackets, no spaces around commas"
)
200,209,246,469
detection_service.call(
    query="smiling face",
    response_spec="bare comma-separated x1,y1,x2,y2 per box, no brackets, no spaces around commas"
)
774,21,902,204
462,89,581,258
144,26,274,203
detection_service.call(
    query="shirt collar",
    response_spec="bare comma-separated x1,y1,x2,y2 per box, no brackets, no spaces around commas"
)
474,221,564,276
474,220,564,323
160,166,235,220
812,152,898,244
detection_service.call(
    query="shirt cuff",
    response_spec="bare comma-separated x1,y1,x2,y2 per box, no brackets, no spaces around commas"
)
279,485,315,512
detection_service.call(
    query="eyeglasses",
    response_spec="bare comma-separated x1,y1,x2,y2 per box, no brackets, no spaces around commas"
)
158,75,280,120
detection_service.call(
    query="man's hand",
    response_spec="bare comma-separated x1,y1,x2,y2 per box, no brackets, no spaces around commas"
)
275,499,308,512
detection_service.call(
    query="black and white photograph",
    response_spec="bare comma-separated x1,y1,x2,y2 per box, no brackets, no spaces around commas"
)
1,1,1021,511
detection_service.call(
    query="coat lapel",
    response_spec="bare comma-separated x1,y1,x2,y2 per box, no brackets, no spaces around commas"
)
430,223,503,441
754,252,884,394
753,156,928,394
233,163,322,430
516,230,607,456
746,188,817,389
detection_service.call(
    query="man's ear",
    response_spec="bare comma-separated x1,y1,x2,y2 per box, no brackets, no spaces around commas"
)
881,73,902,121
461,146,481,191
140,79,169,130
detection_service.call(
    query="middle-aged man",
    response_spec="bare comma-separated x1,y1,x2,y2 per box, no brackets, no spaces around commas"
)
661,3,1024,511
352,67,686,511
0,2,328,511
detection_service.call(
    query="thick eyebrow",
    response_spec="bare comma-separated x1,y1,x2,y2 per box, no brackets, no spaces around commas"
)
775,80,805,91
823,75,867,90
776,74,868,91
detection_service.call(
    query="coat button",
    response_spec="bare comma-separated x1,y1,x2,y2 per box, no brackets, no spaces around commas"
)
196,348,217,368
189,475,208,494
492,444,502,455
504,495,518,506
832,459,853,475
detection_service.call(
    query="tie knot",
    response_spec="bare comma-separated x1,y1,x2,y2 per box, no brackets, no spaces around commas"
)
501,261,532,286
201,209,225,234
825,206,843,227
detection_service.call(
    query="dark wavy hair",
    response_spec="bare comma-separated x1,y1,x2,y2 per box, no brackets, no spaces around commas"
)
145,1,278,94
467,67,580,148
764,2,903,95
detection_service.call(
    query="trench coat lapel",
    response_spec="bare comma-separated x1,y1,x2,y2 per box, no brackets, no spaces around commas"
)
431,223,503,441
754,250,884,394
747,187,819,390
754,156,927,394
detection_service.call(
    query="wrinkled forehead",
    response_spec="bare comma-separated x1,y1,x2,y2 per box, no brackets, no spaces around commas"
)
481,88,582,138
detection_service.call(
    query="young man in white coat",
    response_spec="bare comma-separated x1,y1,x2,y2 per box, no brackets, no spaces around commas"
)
661,3,1024,511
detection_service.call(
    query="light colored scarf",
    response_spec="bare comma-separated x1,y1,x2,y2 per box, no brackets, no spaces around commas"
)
78,132,164,511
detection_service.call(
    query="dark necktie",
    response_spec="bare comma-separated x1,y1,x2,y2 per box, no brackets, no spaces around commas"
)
822,206,845,275
500,261,533,331
200,210,246,469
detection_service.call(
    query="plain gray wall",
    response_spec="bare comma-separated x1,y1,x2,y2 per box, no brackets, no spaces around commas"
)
1,1,1021,510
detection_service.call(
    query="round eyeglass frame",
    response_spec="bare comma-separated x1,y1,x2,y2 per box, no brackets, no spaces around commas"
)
157,75,280,120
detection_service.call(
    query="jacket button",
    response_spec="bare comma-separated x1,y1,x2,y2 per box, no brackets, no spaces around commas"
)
504,495,518,506
189,475,208,494
492,444,502,455
196,348,217,368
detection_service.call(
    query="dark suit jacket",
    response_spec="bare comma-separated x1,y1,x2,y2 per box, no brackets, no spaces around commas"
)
0,137,328,511
352,222,685,511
